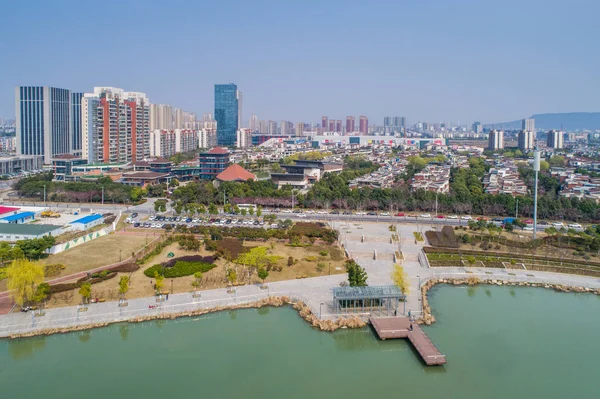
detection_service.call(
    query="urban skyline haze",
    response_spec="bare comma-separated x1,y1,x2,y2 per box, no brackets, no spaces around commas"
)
1,0,599,124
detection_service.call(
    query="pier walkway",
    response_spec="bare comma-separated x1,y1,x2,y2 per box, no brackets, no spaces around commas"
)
370,317,446,366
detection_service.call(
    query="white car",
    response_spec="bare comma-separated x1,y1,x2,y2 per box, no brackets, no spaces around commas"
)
447,215,458,219
461,215,472,220
282,209,292,213
381,212,390,216
568,223,582,229
523,226,534,231
317,210,327,214
305,210,315,214
419,213,432,219
552,222,564,228
356,211,366,215
296,213,307,218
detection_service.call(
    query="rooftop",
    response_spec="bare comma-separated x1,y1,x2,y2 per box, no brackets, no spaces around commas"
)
1,211,35,222
122,171,170,179
72,214,104,225
0,206,20,215
332,285,405,300
0,223,61,236
216,164,256,182
207,147,229,155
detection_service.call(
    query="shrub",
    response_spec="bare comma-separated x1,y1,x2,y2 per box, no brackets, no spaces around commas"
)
44,263,65,277
304,256,317,262
162,255,215,268
316,262,326,272
144,261,216,278
287,256,294,266
319,251,329,257
100,270,109,278
111,263,140,273
205,240,218,251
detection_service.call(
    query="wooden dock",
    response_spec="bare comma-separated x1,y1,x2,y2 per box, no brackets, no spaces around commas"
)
369,317,447,366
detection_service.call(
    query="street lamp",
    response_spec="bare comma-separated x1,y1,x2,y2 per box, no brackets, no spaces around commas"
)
171,279,174,294
119,249,122,262
320,302,324,319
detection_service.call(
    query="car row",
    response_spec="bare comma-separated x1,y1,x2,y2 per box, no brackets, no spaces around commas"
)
132,217,273,230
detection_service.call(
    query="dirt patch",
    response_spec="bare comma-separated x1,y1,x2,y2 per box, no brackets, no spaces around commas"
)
45,239,347,308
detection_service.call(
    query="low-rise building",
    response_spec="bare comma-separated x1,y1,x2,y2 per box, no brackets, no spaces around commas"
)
199,147,230,180
0,224,63,241
483,167,528,196
0,211,36,224
0,155,43,175
411,164,451,193
70,214,104,230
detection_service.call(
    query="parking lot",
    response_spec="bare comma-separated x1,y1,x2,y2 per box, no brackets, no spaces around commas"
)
127,213,277,230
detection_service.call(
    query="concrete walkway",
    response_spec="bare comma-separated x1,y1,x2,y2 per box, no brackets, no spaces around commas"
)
1,221,600,337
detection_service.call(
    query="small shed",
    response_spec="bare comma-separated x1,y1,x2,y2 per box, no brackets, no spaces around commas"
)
71,214,104,230
332,285,406,316
0,211,36,224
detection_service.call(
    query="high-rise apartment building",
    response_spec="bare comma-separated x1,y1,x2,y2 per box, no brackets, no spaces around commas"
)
546,130,564,149
328,120,335,132
267,120,278,135
249,114,258,132
71,92,83,156
198,128,217,149
321,116,328,130
383,116,391,127
295,122,304,136
518,130,535,151
522,118,535,132
258,120,268,134
237,90,243,129
488,129,504,150
150,104,174,131
472,121,483,134
150,129,199,158
346,116,355,133
214,84,238,146
16,86,73,164
335,120,342,132
236,128,252,148
81,87,150,164
359,116,368,135
392,116,404,128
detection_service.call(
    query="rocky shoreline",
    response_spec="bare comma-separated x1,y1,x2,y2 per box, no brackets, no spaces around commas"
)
418,277,600,325
7,296,366,339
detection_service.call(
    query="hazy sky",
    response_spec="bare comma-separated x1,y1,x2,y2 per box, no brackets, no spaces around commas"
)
1,0,599,125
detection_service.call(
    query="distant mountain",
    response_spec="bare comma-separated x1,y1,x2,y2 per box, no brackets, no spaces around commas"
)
485,112,600,131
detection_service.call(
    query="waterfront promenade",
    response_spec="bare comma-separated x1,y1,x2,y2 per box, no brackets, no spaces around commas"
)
1,221,600,337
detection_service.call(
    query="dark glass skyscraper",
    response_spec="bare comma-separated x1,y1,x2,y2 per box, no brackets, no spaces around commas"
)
214,84,238,146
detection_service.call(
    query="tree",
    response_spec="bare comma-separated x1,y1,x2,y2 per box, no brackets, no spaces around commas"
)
345,260,368,287
154,199,167,212
236,247,279,274
6,259,45,307
226,269,237,286
119,276,130,302
15,236,55,260
391,264,409,294
241,208,247,216
33,282,50,309
154,271,164,293
208,203,218,215
198,204,206,215
257,267,269,285
256,206,262,218
540,160,550,171
280,219,293,229
79,283,92,304
549,155,565,168
249,207,255,216
191,271,203,290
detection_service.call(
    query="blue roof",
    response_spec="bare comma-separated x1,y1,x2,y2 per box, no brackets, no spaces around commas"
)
72,214,104,224
1,211,35,222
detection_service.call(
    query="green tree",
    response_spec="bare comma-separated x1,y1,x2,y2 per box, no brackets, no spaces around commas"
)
257,267,269,285
154,199,167,212
15,236,56,260
33,282,50,309
227,269,237,286
249,207,255,216
549,155,565,167
256,206,262,217
345,260,368,287
241,208,247,216
208,204,218,215
6,259,45,306
198,204,206,215
191,271,203,290
119,276,130,302
236,247,279,273
539,160,550,171
79,283,92,304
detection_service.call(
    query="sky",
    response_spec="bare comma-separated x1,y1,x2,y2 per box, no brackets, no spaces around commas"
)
1,0,599,125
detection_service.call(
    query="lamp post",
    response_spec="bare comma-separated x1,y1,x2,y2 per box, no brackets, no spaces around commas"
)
171,279,174,294
320,302,324,319
43,184,46,207
119,249,122,262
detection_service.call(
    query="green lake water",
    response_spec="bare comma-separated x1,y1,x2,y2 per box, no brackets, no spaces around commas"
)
1,285,599,399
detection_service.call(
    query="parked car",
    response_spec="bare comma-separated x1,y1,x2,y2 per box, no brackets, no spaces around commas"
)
330,210,340,215
380,212,390,216
419,213,432,219
552,221,564,228
343,211,353,215
296,213,307,218
131,212,138,218
447,215,458,219
395,212,405,217
461,215,472,220
568,223,582,229
367,211,377,216
437,215,445,219
523,226,534,231
356,211,366,215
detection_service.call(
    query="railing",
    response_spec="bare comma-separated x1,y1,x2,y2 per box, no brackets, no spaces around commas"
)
418,249,431,268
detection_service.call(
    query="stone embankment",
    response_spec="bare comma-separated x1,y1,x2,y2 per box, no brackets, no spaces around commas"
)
418,277,600,325
8,296,366,339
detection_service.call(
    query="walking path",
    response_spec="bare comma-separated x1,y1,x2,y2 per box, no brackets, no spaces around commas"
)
1,221,600,337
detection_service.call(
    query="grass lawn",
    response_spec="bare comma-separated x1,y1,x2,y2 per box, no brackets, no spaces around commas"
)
41,234,147,277
45,239,348,308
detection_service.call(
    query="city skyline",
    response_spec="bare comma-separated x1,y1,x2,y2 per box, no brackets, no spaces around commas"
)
1,1,599,123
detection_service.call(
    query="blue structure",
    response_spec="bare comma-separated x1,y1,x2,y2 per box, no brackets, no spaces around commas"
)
0,211,36,224
214,84,238,146
71,214,104,230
